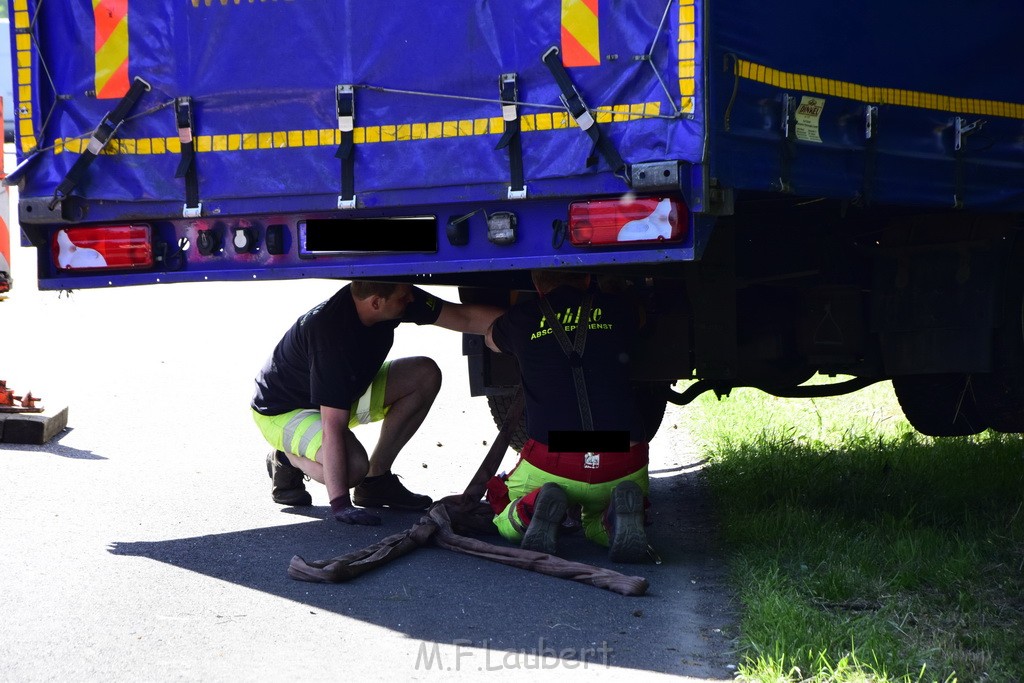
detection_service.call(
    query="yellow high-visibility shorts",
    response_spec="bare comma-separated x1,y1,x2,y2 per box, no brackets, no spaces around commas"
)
251,360,392,462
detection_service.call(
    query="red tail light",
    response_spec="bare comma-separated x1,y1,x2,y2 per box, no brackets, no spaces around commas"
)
52,226,154,270
568,197,688,246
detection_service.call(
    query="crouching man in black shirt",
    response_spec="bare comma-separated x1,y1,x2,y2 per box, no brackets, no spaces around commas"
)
252,281,502,526
484,270,652,562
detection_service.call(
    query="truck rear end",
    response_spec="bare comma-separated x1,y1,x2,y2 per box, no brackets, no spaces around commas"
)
7,0,703,290
6,0,1024,438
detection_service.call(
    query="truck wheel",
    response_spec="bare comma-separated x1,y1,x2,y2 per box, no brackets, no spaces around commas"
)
892,374,988,437
633,381,670,443
974,375,1024,432
485,392,528,452
974,289,1024,432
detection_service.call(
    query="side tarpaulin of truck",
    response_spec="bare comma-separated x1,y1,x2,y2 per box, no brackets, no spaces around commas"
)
5,0,1024,440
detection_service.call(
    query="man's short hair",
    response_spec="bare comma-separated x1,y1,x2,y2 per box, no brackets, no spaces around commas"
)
350,281,399,300
530,269,589,294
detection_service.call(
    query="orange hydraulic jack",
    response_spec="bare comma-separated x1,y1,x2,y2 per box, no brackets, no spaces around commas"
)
0,380,43,414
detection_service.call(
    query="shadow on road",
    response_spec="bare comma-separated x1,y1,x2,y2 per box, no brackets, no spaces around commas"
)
0,429,105,460
108,467,735,678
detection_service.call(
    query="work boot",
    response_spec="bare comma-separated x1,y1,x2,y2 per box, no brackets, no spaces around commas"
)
266,450,312,507
607,480,648,563
520,483,568,556
352,472,432,511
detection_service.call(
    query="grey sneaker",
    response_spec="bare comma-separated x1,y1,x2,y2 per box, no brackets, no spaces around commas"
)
266,450,312,507
520,483,568,555
607,480,648,563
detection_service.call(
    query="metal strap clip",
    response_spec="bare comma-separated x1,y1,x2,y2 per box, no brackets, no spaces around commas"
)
336,84,355,132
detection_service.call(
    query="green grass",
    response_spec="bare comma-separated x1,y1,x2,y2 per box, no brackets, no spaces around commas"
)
686,378,1024,682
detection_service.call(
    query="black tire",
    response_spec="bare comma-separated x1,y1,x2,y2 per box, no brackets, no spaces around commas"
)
974,376,1024,432
484,381,670,451
973,258,1024,432
892,373,988,437
485,391,528,452
633,381,670,443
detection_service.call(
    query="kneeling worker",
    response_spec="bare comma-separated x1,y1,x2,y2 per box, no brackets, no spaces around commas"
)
484,269,651,562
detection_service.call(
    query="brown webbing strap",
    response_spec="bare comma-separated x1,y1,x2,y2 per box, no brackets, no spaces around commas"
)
460,386,524,503
427,505,648,596
287,519,437,583
288,504,648,596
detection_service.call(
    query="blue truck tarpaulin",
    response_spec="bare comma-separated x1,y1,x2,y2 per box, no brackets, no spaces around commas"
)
7,0,1023,216
11,0,703,211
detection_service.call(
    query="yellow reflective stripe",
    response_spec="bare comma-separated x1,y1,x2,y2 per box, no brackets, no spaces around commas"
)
189,0,291,6
736,58,1024,120
13,0,36,153
281,409,320,458
678,0,697,114
52,101,662,154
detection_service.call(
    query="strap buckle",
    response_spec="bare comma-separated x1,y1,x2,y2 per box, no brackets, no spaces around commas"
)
500,73,518,121
175,97,194,143
336,84,355,132
558,90,594,130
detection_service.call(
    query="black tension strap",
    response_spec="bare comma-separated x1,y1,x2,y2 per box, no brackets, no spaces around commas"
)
335,85,356,209
174,96,201,217
539,293,595,431
50,76,151,210
778,93,796,194
541,46,627,180
952,117,983,209
495,73,526,198
861,105,878,206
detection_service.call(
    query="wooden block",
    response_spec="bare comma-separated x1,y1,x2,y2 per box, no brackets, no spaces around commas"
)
1,406,70,445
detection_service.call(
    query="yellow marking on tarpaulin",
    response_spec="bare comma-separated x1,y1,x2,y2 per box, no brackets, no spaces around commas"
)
677,0,696,114
189,0,295,6
52,101,663,155
12,0,37,153
735,58,1024,120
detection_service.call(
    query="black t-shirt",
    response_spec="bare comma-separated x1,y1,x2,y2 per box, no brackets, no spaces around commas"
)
490,285,640,443
252,285,441,415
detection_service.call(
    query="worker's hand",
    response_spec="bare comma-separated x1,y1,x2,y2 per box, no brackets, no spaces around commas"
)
334,506,382,526
330,495,382,526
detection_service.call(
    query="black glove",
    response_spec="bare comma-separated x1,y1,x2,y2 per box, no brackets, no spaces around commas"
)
330,495,381,526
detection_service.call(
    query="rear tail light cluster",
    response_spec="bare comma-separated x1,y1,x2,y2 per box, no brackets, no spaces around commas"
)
52,226,153,270
568,196,688,246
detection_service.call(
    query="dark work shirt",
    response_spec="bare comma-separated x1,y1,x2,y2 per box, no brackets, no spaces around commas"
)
490,285,641,443
252,284,440,415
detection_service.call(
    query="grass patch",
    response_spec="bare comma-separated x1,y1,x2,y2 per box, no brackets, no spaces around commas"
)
688,379,1024,682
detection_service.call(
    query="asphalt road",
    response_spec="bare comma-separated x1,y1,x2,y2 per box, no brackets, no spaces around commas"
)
0,171,737,681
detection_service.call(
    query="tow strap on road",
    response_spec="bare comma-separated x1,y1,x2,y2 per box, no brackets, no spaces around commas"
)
288,503,648,597
288,387,650,596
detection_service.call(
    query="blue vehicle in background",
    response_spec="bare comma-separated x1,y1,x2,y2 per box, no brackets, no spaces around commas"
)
3,0,1024,440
